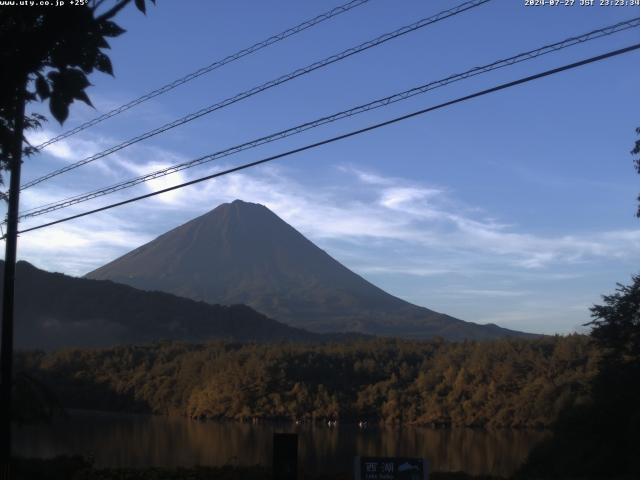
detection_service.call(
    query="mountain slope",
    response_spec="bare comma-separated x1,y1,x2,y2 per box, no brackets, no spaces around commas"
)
2,260,331,350
86,200,531,340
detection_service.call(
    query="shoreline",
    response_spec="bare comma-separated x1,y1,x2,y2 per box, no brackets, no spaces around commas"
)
41,408,551,432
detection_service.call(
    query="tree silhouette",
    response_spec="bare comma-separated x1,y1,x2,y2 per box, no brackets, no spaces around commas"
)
518,131,640,479
589,275,640,363
0,1,154,474
0,0,155,175
633,127,640,217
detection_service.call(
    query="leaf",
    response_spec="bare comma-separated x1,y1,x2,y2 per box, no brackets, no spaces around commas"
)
49,95,69,124
51,68,94,110
96,36,111,49
95,52,114,76
24,113,47,130
50,40,85,71
79,50,98,74
62,68,91,91
31,113,47,123
74,90,94,108
135,0,146,14
100,20,126,38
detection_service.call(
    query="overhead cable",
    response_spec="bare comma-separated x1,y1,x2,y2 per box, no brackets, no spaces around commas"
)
19,16,640,220
20,0,491,190
12,42,640,238
34,0,373,150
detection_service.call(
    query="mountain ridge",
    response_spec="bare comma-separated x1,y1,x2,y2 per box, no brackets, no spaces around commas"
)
2,260,355,350
86,200,532,340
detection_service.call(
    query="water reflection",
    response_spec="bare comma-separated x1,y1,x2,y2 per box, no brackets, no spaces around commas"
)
14,411,547,476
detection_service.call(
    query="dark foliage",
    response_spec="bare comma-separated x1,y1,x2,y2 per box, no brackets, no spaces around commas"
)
13,455,92,480
17,335,597,428
11,371,66,424
11,456,503,480
518,276,640,479
0,0,154,184
633,127,640,217
589,275,640,361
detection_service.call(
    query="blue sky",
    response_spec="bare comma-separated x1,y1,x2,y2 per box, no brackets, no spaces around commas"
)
8,0,640,334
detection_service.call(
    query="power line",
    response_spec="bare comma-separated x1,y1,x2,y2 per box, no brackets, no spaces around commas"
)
20,0,491,191
33,0,372,150
12,42,640,239
18,16,640,220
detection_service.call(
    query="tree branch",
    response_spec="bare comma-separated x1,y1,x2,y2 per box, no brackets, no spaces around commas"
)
92,0,109,11
96,0,132,21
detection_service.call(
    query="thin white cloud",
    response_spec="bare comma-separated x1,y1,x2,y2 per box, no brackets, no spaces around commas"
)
17,214,150,275
339,166,392,186
355,265,454,277
380,186,442,211
442,288,530,298
155,163,640,273
9,136,640,293
26,130,111,164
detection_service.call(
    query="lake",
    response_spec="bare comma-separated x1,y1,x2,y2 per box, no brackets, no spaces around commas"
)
14,411,547,477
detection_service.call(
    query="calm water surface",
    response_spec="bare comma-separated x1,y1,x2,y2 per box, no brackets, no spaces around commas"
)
15,411,547,476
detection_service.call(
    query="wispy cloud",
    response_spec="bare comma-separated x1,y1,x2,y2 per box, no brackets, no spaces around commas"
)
7,133,640,334
17,213,151,274
13,134,640,278
26,130,111,164
441,288,531,298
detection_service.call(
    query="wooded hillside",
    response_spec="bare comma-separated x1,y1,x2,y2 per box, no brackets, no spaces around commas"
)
18,335,597,428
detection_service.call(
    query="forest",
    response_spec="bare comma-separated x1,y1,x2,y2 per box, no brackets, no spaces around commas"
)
16,335,598,429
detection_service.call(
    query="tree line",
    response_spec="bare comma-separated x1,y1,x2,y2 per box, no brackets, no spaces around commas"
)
16,335,598,429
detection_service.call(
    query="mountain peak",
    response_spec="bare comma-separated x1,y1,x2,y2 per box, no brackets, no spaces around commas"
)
86,201,531,340
231,198,258,206
218,199,265,210
201,199,277,225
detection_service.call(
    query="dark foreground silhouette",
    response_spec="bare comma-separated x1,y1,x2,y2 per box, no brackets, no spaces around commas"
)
12,275,640,479
13,456,504,480
515,276,640,480
1,260,353,350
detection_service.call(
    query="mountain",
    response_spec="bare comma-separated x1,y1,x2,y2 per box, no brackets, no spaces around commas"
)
2,260,336,350
86,200,531,340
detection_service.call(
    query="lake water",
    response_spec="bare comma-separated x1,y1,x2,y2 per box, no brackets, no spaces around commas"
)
14,411,548,477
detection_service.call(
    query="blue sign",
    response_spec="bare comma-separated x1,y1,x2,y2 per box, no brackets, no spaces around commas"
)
354,457,429,480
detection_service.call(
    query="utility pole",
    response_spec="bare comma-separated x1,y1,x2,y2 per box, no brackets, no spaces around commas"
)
0,76,26,480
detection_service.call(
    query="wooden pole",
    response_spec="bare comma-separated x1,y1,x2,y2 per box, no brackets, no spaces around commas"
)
0,77,26,480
